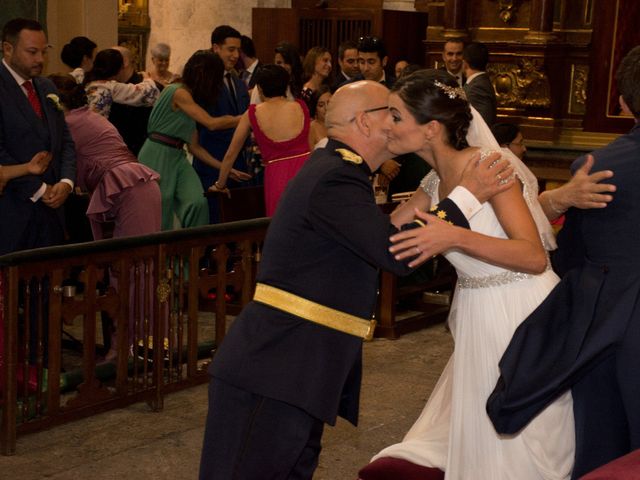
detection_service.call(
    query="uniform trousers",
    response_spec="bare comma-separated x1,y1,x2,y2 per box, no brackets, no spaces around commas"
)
199,378,324,480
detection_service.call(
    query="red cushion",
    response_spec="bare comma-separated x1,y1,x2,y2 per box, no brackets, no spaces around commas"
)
358,457,445,480
579,449,640,479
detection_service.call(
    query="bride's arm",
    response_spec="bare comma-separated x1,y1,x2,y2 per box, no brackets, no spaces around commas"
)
390,182,547,273
391,151,514,229
390,187,431,228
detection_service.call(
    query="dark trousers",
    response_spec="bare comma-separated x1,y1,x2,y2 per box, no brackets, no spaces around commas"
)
17,202,65,253
571,339,640,479
199,378,324,480
16,204,63,366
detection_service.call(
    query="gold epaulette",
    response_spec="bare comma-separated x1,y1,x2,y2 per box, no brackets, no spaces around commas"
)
335,148,363,164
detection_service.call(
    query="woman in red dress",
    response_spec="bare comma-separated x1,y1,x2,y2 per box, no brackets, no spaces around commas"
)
210,64,312,216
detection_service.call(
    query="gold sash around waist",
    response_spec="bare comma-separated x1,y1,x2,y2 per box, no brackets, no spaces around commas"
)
265,151,310,165
253,283,377,341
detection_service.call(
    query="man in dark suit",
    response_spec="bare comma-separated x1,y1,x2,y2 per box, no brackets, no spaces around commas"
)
0,18,76,255
198,80,514,479
357,35,394,88
462,42,497,127
441,38,465,86
108,45,153,157
487,45,640,479
355,35,402,188
239,35,260,90
197,25,248,223
331,39,360,92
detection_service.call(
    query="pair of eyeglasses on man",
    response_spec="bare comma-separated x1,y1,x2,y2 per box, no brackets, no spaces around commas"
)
343,105,388,124
333,105,388,126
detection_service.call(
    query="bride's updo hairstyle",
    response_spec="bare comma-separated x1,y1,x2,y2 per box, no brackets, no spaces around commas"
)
391,69,472,150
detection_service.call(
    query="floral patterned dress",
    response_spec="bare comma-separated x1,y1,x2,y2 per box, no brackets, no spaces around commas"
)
85,77,159,118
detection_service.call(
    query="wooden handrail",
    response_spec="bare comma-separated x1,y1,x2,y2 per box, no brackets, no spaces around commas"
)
0,219,269,455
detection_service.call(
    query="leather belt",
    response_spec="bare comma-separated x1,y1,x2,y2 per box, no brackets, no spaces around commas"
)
253,283,377,341
148,132,185,149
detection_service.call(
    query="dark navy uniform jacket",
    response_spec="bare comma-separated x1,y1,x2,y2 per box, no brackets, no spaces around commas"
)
210,139,467,426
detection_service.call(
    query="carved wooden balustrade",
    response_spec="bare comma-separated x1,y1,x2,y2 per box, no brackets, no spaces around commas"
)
0,219,269,455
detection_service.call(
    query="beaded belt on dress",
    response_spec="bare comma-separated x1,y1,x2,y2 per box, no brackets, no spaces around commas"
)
457,264,551,289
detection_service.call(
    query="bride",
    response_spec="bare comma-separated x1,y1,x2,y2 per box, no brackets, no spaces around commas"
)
361,70,575,479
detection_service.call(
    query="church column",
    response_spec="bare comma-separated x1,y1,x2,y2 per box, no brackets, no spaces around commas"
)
443,0,468,38
525,0,556,42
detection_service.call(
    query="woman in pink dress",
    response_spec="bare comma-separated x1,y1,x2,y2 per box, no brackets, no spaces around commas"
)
210,64,312,216
50,74,161,239
50,74,162,361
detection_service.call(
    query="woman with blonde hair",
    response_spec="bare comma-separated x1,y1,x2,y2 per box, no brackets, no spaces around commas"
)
300,46,331,108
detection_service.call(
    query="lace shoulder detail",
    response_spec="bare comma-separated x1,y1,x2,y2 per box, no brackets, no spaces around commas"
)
419,170,440,197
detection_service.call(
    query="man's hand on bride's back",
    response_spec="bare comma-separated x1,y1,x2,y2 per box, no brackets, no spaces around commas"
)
459,151,514,203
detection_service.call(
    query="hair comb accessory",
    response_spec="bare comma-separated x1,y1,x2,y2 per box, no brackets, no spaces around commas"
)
433,80,467,101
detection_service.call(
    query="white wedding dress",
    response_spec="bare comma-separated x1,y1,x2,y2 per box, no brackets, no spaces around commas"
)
372,151,575,479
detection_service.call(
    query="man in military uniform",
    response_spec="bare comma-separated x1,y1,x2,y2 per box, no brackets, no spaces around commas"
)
199,81,514,479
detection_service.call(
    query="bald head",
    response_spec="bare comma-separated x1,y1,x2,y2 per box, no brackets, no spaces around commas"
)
112,45,134,81
326,80,389,130
325,80,392,170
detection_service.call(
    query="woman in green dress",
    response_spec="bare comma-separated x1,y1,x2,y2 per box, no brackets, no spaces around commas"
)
138,50,251,230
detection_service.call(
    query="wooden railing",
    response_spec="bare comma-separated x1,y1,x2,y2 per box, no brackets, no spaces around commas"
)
0,219,269,455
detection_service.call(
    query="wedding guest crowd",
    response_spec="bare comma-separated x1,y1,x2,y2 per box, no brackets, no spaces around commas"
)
3,14,639,480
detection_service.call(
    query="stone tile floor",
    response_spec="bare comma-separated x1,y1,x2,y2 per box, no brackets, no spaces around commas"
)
2,323,453,480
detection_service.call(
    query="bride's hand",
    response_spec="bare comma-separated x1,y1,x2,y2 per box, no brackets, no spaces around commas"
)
459,151,514,203
389,209,459,268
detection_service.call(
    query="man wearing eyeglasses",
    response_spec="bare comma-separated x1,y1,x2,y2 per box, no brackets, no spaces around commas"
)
199,81,513,479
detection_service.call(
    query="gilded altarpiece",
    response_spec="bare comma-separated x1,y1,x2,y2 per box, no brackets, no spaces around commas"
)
417,0,639,183
118,0,150,71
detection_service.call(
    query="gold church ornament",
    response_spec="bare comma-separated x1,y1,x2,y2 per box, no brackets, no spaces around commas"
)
157,278,171,304
494,0,520,23
487,58,551,109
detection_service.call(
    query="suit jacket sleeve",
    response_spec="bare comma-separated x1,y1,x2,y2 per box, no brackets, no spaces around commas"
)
551,154,588,275
41,78,77,184
57,110,77,183
0,108,44,199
